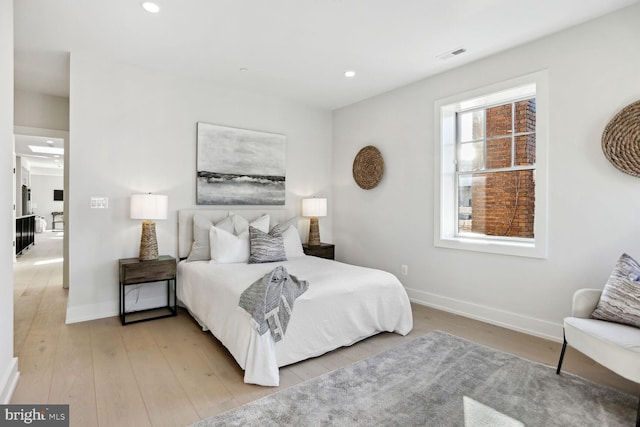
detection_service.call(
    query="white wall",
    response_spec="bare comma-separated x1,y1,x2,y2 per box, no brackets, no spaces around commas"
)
66,53,333,322
332,4,640,341
0,0,18,403
14,89,69,131
30,174,64,223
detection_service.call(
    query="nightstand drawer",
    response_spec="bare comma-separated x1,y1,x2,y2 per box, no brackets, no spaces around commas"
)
302,243,335,260
119,255,176,284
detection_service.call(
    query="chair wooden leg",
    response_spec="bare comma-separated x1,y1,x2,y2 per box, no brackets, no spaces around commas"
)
556,336,567,375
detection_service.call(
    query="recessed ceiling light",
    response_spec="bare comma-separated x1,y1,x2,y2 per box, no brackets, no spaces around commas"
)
29,145,64,155
239,68,249,73
142,2,160,13
344,70,356,78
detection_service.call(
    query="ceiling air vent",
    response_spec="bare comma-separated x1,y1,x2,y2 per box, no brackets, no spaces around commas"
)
437,47,467,61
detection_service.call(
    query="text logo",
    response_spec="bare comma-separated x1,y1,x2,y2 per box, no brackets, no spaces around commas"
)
0,405,68,427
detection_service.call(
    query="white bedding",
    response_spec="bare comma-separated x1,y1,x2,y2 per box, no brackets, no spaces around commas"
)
177,255,413,386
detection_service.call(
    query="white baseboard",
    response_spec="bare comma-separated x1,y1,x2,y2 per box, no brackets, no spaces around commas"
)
65,295,170,324
0,357,19,404
406,287,563,343
66,300,119,324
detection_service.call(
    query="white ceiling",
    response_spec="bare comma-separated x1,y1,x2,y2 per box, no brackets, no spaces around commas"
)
13,0,639,110
14,134,64,175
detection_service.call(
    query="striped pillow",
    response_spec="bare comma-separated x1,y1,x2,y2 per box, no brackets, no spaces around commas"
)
591,253,640,328
249,225,287,264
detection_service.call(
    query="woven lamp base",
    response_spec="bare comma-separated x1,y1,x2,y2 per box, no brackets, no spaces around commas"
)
308,217,321,246
139,220,159,261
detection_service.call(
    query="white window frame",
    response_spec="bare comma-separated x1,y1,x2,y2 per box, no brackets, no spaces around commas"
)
434,70,548,258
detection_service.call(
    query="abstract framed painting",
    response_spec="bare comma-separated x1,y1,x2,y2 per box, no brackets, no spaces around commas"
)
196,122,286,205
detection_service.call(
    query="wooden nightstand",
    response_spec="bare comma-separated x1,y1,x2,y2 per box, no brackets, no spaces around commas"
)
119,255,177,325
302,243,335,260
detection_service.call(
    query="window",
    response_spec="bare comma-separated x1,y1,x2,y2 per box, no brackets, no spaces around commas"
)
434,71,548,258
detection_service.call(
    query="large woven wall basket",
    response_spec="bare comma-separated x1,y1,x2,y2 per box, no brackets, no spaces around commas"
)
352,145,384,190
602,99,640,177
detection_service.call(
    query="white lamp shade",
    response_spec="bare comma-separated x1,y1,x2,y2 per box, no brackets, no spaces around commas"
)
302,198,327,217
130,194,168,220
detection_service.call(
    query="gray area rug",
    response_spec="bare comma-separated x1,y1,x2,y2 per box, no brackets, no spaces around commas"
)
190,331,636,426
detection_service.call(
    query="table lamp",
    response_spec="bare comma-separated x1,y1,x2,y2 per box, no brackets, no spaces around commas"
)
130,193,168,261
302,198,327,246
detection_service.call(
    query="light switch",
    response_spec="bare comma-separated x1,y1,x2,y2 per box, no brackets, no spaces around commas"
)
91,197,109,209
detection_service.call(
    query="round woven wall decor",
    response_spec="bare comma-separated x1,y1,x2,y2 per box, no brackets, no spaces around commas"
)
602,99,640,177
352,145,384,189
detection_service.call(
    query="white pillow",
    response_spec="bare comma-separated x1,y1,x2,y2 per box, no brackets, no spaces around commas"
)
187,214,233,262
210,225,250,263
281,225,305,258
232,214,270,235
270,216,299,232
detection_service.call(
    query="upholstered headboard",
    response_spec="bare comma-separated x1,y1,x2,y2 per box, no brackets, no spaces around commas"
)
177,209,302,259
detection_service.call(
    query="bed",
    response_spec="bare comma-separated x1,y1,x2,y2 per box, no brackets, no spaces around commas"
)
177,209,413,386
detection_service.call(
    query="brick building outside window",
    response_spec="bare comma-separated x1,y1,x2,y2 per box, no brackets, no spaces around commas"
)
457,98,536,239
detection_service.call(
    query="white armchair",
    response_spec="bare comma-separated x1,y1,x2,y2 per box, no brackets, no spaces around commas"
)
557,288,640,426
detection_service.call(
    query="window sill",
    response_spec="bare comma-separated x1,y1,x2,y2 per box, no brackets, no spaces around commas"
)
435,236,547,259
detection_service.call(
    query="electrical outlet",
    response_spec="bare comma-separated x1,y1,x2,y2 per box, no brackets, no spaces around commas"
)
401,264,408,276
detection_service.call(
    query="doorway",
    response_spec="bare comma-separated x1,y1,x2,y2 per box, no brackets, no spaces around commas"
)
13,129,68,291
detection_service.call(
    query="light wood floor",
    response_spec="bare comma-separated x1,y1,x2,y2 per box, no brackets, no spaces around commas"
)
12,232,640,427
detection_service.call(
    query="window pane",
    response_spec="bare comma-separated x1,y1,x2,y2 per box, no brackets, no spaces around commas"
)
486,104,512,138
515,99,536,133
458,110,483,142
515,134,535,166
457,175,473,233
458,141,484,172
458,171,535,238
486,137,511,169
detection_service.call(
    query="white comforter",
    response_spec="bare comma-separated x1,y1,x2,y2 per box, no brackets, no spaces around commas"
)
177,255,413,386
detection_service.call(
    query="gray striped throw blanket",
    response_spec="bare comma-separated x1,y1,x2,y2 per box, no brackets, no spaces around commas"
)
239,266,309,342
